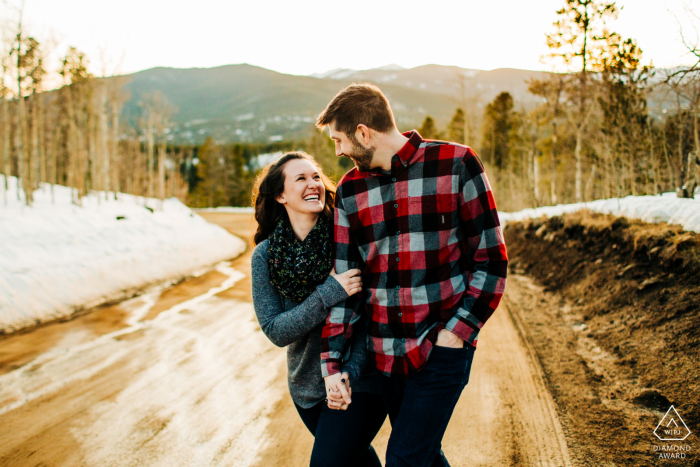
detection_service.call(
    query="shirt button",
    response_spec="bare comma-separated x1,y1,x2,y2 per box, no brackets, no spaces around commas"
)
396,257,400,262
401,338,406,342
392,177,396,182
398,312,403,317
394,204,399,208
396,230,400,235
395,285,400,290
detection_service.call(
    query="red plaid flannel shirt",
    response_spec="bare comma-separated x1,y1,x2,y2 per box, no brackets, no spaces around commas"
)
321,131,508,377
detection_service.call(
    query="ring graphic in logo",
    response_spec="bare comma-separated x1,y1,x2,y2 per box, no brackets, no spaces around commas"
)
654,406,691,441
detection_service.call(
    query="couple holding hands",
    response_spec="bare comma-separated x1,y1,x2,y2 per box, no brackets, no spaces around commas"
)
251,84,508,467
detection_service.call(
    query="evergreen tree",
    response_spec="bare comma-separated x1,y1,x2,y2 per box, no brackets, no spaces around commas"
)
447,108,465,144
481,92,515,170
419,116,438,139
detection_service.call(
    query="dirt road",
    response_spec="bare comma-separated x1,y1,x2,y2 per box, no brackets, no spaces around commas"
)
0,213,573,467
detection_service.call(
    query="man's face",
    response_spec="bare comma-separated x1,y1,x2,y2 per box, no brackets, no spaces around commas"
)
328,122,375,172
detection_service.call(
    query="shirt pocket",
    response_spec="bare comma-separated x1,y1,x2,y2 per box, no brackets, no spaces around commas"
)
408,187,455,232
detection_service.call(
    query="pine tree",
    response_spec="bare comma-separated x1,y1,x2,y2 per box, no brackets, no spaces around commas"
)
447,108,466,144
481,92,515,170
418,116,438,139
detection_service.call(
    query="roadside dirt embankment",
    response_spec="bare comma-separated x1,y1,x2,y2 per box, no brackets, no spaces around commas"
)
504,211,699,466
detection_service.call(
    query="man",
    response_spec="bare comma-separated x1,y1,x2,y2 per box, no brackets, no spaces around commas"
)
318,83,508,467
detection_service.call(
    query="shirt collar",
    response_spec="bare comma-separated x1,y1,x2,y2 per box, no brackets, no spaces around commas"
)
396,130,422,165
367,130,423,177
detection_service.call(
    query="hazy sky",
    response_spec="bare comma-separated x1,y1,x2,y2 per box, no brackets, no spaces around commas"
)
1,0,698,77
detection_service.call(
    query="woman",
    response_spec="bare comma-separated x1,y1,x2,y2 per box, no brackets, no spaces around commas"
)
250,151,386,467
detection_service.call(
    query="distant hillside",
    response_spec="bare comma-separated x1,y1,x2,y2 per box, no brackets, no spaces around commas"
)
313,64,547,102
118,64,550,145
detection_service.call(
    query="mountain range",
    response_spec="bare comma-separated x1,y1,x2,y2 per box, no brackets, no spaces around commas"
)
119,63,550,145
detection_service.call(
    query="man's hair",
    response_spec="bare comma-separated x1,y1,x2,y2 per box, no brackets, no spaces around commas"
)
316,83,396,137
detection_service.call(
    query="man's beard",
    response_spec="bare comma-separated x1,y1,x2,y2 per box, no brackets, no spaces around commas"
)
348,139,375,172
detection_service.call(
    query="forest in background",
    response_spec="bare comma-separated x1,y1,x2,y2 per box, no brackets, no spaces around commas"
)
418,0,700,211
1,0,699,213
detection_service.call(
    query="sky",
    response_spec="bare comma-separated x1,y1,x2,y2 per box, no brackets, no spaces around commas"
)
1,0,698,79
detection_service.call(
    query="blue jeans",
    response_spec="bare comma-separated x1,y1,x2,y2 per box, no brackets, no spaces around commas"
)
375,344,476,467
294,392,387,467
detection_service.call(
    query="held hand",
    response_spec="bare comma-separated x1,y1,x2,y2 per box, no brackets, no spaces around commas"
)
436,329,464,349
324,372,352,410
330,268,363,297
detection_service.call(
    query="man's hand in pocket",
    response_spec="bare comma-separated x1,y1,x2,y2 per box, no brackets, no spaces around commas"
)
436,329,464,348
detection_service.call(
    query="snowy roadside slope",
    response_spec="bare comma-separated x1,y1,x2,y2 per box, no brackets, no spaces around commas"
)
0,176,246,333
499,193,700,234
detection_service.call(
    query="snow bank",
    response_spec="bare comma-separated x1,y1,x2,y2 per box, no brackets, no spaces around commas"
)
0,176,246,333
195,207,254,213
499,192,700,234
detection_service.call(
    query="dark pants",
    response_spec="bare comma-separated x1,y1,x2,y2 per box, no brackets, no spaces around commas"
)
375,344,476,467
294,391,387,467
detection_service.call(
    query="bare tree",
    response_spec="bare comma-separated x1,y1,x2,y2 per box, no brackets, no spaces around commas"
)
659,2,700,197
545,0,619,202
10,0,26,204
528,74,566,204
1,55,9,206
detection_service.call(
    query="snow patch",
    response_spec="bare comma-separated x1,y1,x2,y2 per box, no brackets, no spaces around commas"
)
499,193,700,234
0,175,246,333
309,68,357,80
195,207,254,213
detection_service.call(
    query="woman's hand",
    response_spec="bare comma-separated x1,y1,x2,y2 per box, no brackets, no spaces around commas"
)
330,268,363,297
324,372,352,410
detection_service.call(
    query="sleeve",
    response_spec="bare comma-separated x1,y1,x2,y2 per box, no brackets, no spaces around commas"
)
320,188,366,377
340,314,369,385
442,148,508,346
251,244,349,348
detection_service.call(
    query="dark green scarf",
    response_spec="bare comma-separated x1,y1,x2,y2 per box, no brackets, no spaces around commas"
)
268,213,333,303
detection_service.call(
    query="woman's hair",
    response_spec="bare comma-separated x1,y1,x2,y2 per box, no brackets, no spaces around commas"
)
252,151,336,245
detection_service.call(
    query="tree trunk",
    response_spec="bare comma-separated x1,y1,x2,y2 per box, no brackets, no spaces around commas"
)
677,96,687,191
147,111,155,198
551,122,557,205
15,30,26,205
648,120,661,194
16,96,26,204
604,145,613,199
629,149,636,196
575,127,583,203
98,81,109,197
661,127,677,191
158,140,166,206
110,92,120,197
533,148,540,206
38,93,46,188
585,163,597,202
690,106,700,198
30,93,40,204
1,95,8,206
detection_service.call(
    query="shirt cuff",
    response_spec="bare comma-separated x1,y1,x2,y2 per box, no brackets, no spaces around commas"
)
321,359,342,378
444,315,480,347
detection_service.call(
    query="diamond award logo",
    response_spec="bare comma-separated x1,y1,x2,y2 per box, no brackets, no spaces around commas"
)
654,406,691,441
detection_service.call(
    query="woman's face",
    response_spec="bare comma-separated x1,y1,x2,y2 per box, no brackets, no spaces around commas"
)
277,158,326,215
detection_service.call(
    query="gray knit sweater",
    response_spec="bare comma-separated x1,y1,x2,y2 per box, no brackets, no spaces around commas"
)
251,239,378,408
